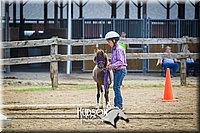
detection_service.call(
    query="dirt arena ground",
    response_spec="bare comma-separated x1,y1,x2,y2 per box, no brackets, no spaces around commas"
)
1,72,199,132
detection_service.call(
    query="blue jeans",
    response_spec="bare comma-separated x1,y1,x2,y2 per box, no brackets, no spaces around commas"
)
113,68,127,109
163,63,179,76
186,61,199,76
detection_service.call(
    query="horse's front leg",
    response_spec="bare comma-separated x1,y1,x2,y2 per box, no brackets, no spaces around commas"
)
104,87,109,109
99,84,103,109
96,83,100,109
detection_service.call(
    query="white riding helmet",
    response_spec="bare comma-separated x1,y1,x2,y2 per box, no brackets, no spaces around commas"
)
105,31,120,41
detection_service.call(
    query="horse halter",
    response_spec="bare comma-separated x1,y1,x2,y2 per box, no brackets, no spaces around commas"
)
96,60,106,67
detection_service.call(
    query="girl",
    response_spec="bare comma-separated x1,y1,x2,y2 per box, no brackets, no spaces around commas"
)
105,31,127,110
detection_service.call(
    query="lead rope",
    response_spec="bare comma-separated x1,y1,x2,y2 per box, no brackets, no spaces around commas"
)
104,67,112,92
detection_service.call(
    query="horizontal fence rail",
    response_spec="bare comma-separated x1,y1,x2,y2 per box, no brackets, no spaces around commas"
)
1,53,200,66
1,36,199,88
1,37,199,48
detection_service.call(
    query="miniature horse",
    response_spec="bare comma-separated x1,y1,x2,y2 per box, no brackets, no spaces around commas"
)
92,49,113,109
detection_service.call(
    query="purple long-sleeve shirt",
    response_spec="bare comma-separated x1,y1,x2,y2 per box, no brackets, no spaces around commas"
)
110,44,127,70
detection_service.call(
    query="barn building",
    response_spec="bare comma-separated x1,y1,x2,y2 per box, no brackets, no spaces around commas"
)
1,0,200,73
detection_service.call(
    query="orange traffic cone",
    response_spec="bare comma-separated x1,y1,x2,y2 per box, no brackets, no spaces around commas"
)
161,68,179,102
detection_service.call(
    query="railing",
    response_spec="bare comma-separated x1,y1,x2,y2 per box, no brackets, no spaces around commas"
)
1,36,199,88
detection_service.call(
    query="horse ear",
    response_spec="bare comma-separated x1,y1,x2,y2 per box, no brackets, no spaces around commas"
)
94,48,99,54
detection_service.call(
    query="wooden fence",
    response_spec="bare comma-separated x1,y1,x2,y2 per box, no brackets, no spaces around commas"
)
1,36,199,88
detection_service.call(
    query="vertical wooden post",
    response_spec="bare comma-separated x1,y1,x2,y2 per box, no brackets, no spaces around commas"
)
111,0,117,18
66,1,73,19
54,1,58,28
79,0,83,18
195,1,200,19
60,0,63,27
44,0,48,31
166,0,170,19
50,38,58,89
180,36,188,86
5,1,10,73
137,0,141,19
142,0,147,19
125,0,129,18
71,2,73,19
20,1,24,40
13,0,16,27
178,1,185,19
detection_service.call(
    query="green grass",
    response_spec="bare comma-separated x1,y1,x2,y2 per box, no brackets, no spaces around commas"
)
140,83,181,88
60,85,96,90
140,83,164,88
4,82,51,86
7,84,96,92
172,84,181,88
14,87,51,92
7,83,194,92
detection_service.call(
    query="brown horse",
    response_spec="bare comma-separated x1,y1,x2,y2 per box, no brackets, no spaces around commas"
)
92,49,113,109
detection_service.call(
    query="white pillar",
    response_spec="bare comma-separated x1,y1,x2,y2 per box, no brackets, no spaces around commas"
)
67,0,72,74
